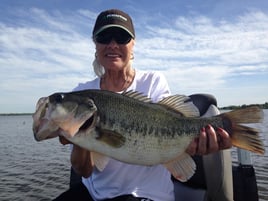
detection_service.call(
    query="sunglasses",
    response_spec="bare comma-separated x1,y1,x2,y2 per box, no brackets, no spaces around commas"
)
94,28,132,45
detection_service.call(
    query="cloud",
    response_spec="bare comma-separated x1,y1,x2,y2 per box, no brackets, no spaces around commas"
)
134,11,268,96
0,7,268,112
0,8,99,112
1,9,96,77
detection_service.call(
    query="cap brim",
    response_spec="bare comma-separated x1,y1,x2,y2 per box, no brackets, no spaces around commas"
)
94,25,135,38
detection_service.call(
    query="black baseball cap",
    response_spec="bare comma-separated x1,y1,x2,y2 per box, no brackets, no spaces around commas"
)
92,9,135,38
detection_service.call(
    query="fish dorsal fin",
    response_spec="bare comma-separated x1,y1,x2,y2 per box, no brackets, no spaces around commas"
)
90,152,110,172
158,95,200,117
122,90,152,103
164,152,196,182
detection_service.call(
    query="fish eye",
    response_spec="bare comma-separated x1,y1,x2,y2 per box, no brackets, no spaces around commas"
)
56,94,64,103
50,93,65,103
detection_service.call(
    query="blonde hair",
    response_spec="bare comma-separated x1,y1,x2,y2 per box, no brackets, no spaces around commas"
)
92,58,105,77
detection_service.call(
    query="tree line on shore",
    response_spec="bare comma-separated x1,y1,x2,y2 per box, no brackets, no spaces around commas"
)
220,102,268,110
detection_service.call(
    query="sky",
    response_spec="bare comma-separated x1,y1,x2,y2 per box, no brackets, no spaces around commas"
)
1,0,268,113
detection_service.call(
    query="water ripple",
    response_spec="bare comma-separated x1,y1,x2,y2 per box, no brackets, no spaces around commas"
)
0,112,267,200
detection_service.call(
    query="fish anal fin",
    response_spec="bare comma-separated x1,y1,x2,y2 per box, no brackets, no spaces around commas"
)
164,152,196,182
158,95,200,117
96,127,126,148
90,152,109,172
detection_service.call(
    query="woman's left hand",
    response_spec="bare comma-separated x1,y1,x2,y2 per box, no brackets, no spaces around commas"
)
186,125,232,155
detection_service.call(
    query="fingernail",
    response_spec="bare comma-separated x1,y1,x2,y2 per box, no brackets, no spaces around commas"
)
206,124,211,130
217,127,224,132
201,127,205,132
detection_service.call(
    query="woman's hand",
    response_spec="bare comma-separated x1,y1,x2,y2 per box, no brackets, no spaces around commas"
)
186,125,232,155
58,136,93,178
71,144,93,178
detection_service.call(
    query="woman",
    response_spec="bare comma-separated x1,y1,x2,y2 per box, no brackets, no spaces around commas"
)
55,9,232,201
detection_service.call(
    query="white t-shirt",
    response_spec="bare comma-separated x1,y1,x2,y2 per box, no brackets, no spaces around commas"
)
73,70,175,201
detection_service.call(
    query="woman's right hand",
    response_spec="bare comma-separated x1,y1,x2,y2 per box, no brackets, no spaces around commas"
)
71,144,93,178
59,136,93,178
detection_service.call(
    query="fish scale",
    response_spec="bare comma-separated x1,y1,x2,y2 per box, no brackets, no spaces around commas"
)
33,89,265,181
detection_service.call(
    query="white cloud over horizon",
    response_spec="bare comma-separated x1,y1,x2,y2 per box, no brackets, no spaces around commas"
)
0,5,268,113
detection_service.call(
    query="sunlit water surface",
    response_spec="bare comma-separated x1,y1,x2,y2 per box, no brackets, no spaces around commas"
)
0,111,267,200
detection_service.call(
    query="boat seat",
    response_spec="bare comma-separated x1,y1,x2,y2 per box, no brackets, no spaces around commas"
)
174,94,233,201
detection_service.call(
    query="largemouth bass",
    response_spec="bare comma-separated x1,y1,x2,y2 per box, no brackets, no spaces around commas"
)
32,89,265,181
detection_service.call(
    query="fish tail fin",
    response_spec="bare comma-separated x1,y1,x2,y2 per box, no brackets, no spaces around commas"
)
221,106,265,155
231,124,264,154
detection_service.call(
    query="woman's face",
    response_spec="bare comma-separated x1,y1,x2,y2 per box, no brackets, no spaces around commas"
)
95,28,134,72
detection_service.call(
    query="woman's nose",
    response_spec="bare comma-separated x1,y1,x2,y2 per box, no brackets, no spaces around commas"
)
107,39,119,48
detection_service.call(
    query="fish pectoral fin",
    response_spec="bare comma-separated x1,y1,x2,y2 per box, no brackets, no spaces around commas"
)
96,128,126,148
158,95,200,117
164,152,196,182
90,152,110,172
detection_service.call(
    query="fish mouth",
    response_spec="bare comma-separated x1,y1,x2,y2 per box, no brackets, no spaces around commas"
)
32,97,54,141
33,94,98,141
34,122,60,141
34,111,98,141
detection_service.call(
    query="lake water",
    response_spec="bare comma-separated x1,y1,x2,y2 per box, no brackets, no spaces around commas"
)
0,110,267,201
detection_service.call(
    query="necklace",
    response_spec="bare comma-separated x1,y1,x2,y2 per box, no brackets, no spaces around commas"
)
101,69,135,92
